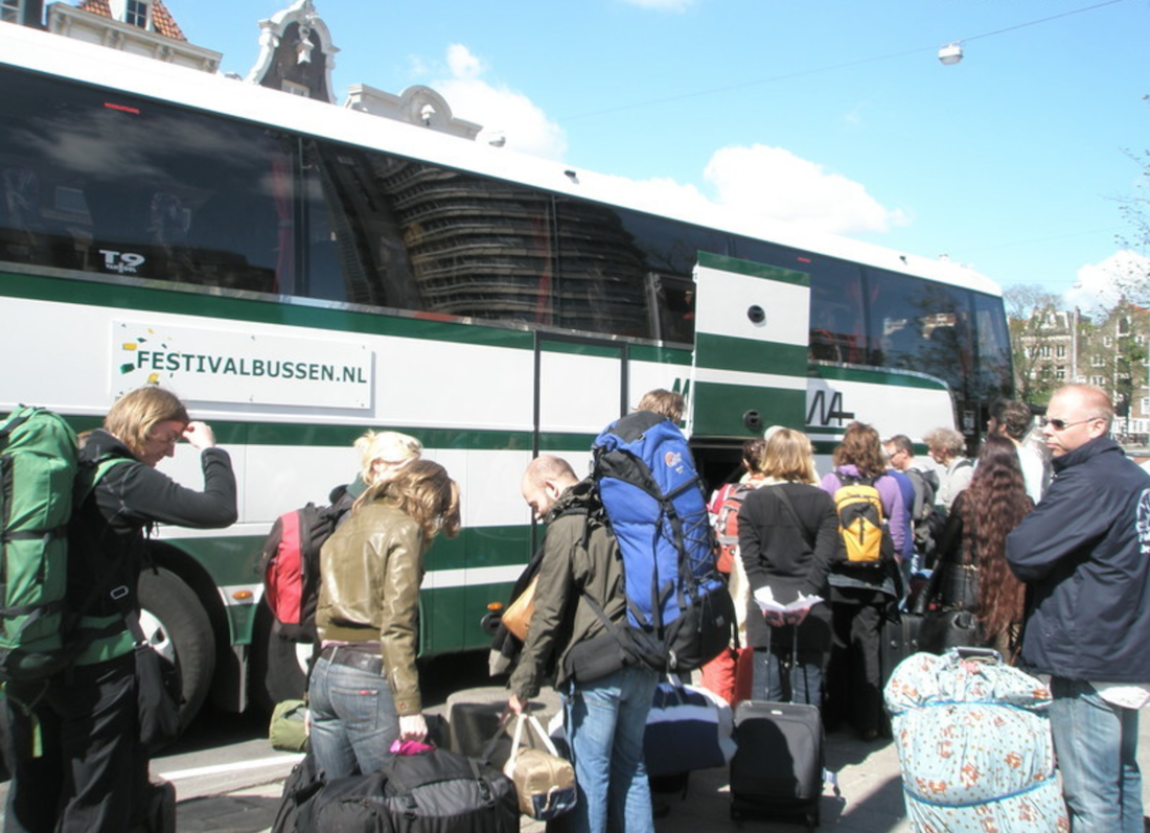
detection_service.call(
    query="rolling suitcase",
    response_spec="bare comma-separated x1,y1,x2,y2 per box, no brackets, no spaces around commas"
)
880,609,921,688
728,629,824,828
879,609,922,736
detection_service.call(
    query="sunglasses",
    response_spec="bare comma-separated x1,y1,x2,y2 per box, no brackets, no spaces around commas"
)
1040,417,1095,431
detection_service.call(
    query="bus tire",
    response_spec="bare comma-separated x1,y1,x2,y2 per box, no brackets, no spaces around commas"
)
251,603,311,714
137,566,216,730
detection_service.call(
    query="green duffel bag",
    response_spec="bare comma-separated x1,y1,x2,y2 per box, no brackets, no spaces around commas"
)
269,699,309,752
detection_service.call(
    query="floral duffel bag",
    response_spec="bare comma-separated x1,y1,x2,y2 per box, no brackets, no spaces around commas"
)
884,649,1068,833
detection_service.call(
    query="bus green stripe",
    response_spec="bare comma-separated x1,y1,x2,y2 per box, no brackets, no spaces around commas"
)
0,270,516,350
691,381,806,438
46,416,601,452
631,344,692,365
813,364,948,390
697,251,809,286
173,524,535,585
695,333,808,375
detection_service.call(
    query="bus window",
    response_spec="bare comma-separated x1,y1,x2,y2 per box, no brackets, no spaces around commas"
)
868,268,974,394
0,69,287,293
805,257,869,365
646,273,695,344
305,142,424,311
972,291,1014,401
553,198,650,337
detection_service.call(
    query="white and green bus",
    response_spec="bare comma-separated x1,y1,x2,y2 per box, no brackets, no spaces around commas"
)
0,23,1012,720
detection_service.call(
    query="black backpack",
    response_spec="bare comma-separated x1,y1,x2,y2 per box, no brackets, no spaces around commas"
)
261,488,353,642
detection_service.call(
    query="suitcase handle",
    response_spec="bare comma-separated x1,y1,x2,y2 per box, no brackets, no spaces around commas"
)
954,646,1002,663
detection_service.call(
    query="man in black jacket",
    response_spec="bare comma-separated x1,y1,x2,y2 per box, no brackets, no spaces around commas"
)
1006,384,1150,833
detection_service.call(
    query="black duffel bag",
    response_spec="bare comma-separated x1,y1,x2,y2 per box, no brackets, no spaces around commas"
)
297,746,519,833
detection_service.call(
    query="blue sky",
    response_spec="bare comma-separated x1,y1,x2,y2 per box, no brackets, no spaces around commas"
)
164,0,1149,315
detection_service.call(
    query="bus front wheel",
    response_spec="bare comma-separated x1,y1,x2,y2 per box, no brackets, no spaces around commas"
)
137,566,216,729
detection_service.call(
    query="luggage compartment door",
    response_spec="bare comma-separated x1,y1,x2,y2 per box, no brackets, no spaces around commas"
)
690,251,810,439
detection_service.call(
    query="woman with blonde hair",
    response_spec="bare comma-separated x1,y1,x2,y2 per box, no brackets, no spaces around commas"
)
354,430,422,486
6,386,236,833
308,459,460,777
738,429,837,707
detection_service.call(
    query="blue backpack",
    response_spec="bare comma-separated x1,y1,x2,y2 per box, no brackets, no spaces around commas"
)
589,410,733,673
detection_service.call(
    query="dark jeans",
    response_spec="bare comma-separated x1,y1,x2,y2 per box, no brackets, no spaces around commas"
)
826,585,886,737
5,652,146,833
750,622,826,707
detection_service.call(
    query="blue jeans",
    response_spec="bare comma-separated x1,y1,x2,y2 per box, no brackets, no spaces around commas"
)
564,665,658,833
1048,677,1143,833
752,646,823,707
307,652,399,779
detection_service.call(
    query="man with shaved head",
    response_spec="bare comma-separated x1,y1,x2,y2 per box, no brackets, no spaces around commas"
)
1007,385,1150,832
507,455,657,833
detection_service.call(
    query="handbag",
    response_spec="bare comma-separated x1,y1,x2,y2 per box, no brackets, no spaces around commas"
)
133,639,182,753
936,562,979,610
502,714,577,821
117,595,182,753
501,574,538,641
919,608,982,654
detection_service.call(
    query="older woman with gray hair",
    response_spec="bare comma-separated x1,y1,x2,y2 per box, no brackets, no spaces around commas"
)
923,427,972,512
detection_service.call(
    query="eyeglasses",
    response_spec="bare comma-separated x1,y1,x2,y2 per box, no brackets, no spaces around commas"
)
1040,416,1096,431
149,431,183,445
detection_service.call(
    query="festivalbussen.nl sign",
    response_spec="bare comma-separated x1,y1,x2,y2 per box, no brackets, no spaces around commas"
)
113,321,373,409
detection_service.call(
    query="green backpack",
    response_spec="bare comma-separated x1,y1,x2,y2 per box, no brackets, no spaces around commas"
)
0,407,123,683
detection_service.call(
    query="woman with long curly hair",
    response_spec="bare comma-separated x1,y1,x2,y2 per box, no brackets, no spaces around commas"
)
928,434,1032,656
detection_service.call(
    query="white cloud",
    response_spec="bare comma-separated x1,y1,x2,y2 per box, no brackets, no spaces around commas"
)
445,44,483,80
702,144,909,235
429,45,567,161
618,0,696,11
1064,250,1150,315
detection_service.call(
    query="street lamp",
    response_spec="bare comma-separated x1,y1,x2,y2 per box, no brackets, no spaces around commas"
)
938,43,963,66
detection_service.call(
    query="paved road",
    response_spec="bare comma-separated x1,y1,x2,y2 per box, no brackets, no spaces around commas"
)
174,723,913,833
174,682,1150,833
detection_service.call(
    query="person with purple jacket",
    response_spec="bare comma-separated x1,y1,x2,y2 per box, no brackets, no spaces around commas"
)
819,421,907,740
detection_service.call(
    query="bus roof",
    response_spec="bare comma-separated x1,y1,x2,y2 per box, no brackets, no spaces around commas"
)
0,22,1002,296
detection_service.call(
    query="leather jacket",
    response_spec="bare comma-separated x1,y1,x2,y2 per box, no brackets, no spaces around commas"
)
315,499,427,715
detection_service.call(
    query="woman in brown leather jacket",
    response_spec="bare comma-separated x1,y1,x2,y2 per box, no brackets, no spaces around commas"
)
308,459,460,778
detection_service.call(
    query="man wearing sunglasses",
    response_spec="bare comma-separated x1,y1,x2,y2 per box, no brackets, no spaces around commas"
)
1006,384,1150,833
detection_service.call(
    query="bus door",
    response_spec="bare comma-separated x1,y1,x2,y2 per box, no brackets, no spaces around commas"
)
690,251,810,439
533,332,628,456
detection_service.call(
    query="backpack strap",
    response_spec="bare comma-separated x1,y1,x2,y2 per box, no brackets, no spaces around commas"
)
770,484,815,550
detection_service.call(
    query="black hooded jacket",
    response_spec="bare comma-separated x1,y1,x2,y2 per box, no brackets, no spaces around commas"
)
69,428,237,664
